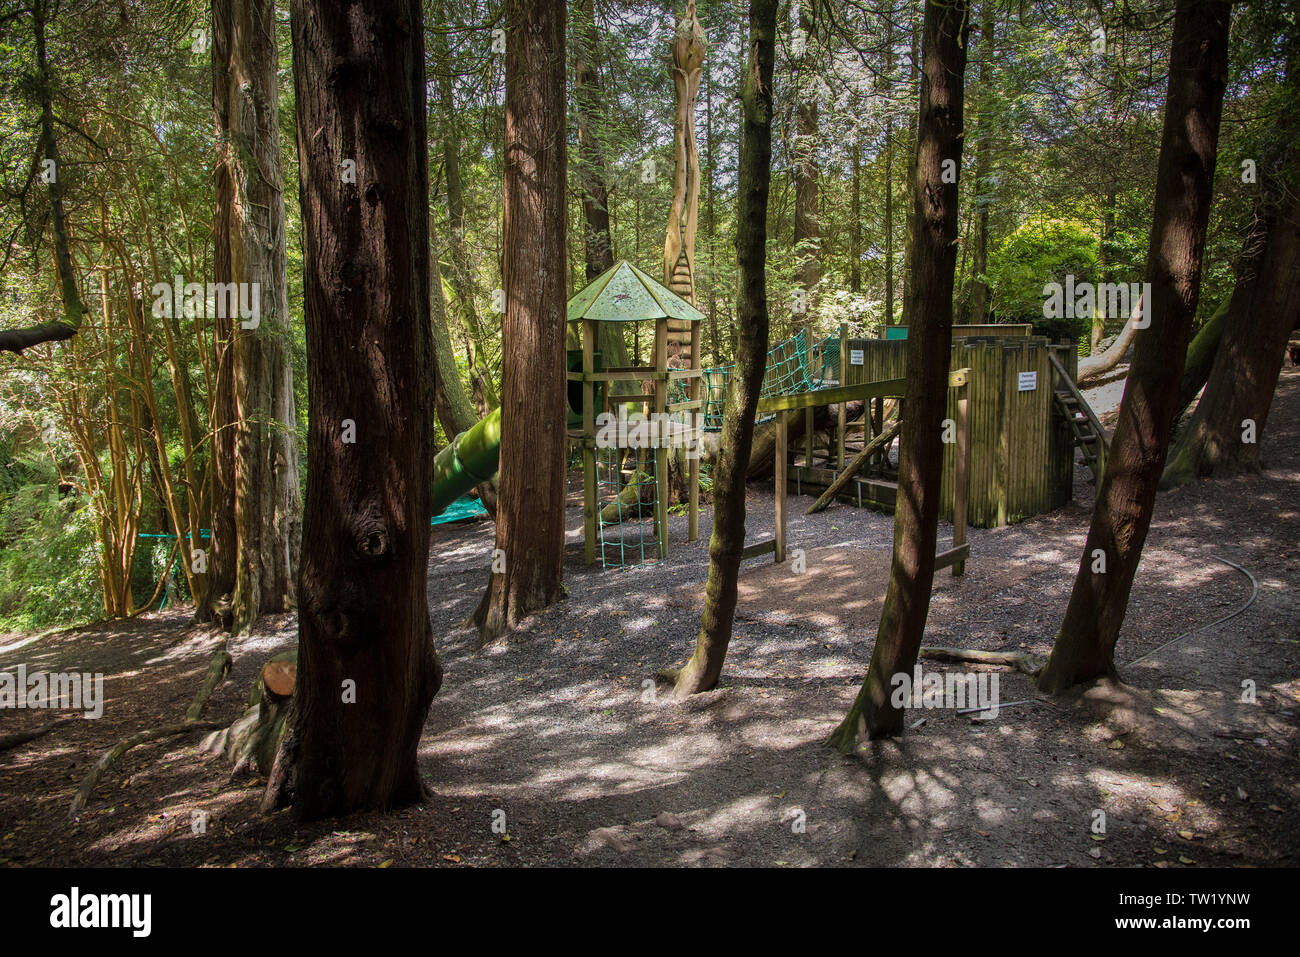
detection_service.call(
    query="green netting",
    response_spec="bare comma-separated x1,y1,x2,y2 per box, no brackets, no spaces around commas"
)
596,444,662,568
698,329,842,431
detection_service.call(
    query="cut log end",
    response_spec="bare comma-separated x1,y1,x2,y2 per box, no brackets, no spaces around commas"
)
262,659,297,699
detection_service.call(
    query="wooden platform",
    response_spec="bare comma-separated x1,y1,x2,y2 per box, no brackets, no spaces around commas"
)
787,464,898,510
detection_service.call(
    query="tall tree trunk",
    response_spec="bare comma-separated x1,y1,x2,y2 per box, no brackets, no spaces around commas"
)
429,213,480,441
705,51,720,364
968,1,994,325
900,14,920,320
884,116,894,324
1038,0,1232,694
1163,154,1300,485
265,0,443,819
881,1,897,326
425,5,484,442
1094,183,1117,351
472,0,568,640
793,0,819,296
673,0,778,697
828,0,969,747
212,0,302,633
850,135,862,293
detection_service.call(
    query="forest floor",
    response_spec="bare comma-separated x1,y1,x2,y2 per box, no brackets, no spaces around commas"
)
1,368,1297,868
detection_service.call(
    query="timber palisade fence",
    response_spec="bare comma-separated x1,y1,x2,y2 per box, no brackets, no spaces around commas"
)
844,335,1078,528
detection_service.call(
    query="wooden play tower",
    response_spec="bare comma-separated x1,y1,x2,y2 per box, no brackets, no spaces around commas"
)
566,261,704,566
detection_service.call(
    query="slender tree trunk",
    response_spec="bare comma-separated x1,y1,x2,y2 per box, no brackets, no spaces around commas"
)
884,116,894,324
969,2,994,324
1094,184,1117,351
850,135,862,293
705,52,720,364
212,0,302,633
425,6,484,443
265,0,443,819
429,213,480,441
793,0,819,296
673,0,777,697
432,0,499,411
827,0,969,747
900,15,920,320
1163,155,1300,485
1038,0,1232,694
882,1,896,326
472,0,568,640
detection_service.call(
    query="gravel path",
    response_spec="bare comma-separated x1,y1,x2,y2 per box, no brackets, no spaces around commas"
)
1,368,1296,868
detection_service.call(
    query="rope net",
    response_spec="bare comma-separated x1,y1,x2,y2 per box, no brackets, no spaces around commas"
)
696,329,841,431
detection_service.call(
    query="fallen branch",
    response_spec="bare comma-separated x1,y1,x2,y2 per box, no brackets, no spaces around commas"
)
805,418,901,514
919,645,1044,676
0,717,75,752
69,720,224,818
1077,294,1144,385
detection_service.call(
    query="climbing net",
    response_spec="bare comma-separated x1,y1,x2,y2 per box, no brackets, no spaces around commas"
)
696,329,841,431
596,444,663,569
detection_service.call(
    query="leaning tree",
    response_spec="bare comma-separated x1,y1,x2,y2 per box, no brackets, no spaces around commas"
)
1038,0,1233,693
827,0,970,747
672,0,778,697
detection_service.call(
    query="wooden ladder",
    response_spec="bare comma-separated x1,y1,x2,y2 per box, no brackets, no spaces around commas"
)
1049,354,1109,482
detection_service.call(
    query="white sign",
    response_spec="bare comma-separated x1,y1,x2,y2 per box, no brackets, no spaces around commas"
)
1018,371,1037,392
850,349,864,366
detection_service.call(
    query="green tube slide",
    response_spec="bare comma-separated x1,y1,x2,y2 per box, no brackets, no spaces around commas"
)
431,406,502,517
433,352,595,518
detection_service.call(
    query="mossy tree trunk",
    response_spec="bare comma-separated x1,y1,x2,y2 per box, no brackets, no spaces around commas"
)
673,0,777,698
574,0,630,380
211,0,302,634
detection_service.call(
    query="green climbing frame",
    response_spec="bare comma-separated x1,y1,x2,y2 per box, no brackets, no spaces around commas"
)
698,328,841,430
595,444,663,569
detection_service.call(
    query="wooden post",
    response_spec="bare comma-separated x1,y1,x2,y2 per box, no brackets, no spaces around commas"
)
582,319,597,564
837,322,847,471
654,317,669,559
688,320,701,541
774,409,787,562
952,381,970,576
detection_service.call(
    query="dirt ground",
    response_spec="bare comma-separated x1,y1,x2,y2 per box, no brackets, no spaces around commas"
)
1,368,1297,868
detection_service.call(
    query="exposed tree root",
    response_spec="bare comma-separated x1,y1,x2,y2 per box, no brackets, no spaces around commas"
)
68,640,232,819
69,720,224,818
0,717,76,752
919,645,1044,676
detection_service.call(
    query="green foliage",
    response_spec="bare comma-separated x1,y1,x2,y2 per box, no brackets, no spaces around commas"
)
0,471,101,631
986,219,1099,341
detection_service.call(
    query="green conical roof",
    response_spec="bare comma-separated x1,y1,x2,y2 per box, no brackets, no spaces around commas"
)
566,260,705,323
